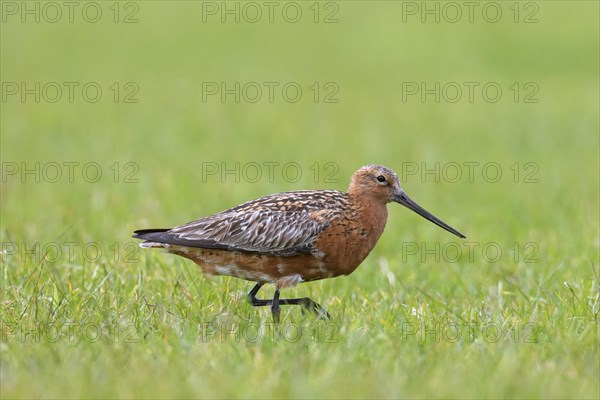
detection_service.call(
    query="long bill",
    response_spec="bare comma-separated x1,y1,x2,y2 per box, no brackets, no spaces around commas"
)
393,192,466,239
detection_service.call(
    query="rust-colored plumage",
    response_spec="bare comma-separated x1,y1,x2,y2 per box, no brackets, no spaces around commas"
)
133,164,465,320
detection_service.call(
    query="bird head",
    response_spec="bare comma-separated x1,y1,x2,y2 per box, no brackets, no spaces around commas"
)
349,164,466,239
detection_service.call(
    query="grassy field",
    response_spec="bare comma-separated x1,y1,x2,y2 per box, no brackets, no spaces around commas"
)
1,1,599,398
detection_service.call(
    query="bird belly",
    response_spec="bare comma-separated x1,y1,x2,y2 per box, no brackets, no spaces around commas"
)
165,244,329,289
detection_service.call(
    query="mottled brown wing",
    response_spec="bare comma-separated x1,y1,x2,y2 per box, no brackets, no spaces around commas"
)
150,191,348,256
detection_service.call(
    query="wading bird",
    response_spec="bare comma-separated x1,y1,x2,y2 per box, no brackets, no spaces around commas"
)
133,164,465,321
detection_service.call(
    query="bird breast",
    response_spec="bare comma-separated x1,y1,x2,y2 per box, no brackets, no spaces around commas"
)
314,197,388,277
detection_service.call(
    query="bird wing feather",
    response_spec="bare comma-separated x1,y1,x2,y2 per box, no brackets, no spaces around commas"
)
164,191,347,256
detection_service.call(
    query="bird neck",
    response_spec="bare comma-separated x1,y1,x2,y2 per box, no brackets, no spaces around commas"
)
349,192,389,239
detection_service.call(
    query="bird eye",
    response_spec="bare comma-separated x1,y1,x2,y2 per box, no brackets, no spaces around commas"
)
376,175,387,183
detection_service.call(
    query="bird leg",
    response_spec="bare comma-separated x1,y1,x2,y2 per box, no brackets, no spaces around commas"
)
271,289,281,323
248,282,270,306
247,282,331,321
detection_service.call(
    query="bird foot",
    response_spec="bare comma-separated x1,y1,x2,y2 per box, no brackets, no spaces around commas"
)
248,282,330,322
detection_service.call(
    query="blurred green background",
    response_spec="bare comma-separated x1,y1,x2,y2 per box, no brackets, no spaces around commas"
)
1,1,598,399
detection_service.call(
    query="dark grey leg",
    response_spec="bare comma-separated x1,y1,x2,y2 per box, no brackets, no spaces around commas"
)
247,282,330,320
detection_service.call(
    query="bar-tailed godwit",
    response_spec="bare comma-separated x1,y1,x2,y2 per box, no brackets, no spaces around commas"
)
133,164,465,321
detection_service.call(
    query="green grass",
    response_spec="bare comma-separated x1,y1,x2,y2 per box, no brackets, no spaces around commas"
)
1,1,599,398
